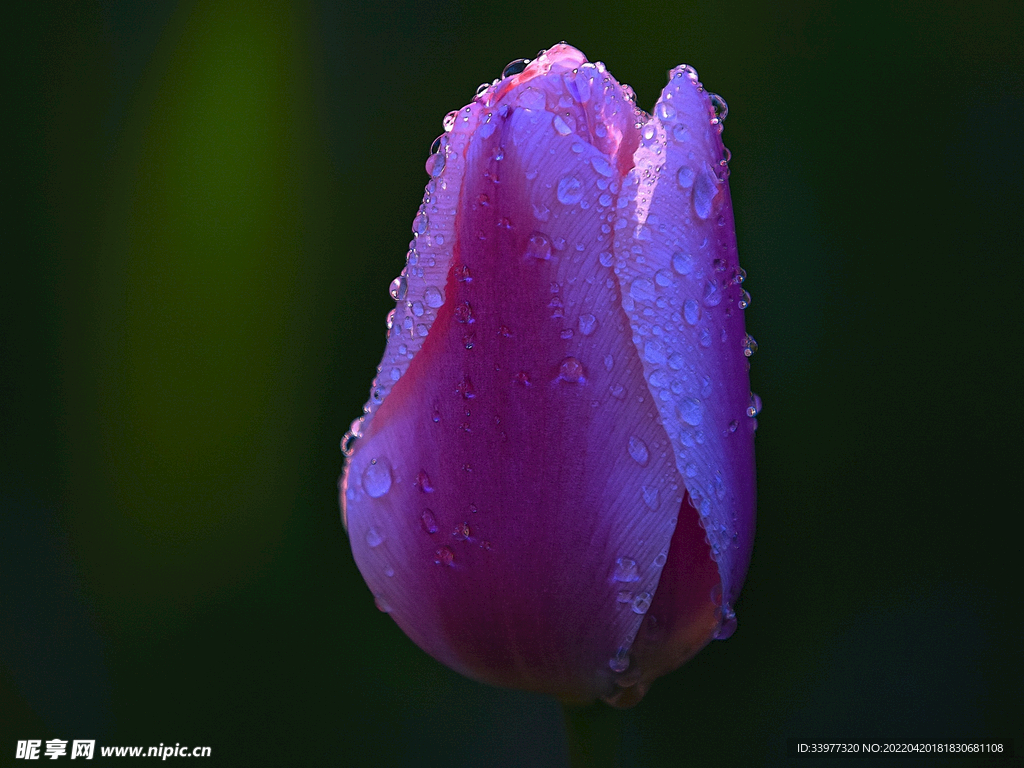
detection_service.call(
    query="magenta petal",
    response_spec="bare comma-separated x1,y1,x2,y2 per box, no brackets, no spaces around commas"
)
341,45,755,704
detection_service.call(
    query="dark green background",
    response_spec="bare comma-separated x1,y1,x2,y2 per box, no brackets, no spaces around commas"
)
4,1,1022,765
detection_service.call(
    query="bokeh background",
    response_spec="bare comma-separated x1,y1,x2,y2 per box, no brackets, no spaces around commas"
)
4,1,1022,765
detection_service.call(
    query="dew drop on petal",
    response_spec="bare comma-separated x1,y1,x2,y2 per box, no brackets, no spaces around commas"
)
672,251,694,275
362,459,392,498
365,527,384,547
424,285,444,308
680,398,703,426
683,299,700,325
421,509,439,534
642,486,659,509
628,436,650,466
557,175,585,205
434,546,455,566
389,275,407,301
631,592,652,615
524,232,553,261
612,557,640,583
557,356,585,383
609,647,630,673
578,313,597,336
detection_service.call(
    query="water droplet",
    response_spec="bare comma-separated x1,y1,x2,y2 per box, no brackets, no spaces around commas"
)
702,279,722,307
426,150,446,177
340,430,357,457
411,301,425,317
680,398,702,426
560,328,574,340
362,459,393,498
454,301,474,324
728,419,739,433
552,114,573,135
685,461,698,477
591,156,614,177
653,552,667,567
616,591,632,603
630,278,656,303
692,165,719,220
599,251,614,268
742,333,758,357
557,357,585,383
672,123,690,143
524,232,552,261
442,110,458,132
424,285,444,308
628,436,649,466
715,605,737,639
738,289,751,309
452,521,471,540
672,251,694,275
456,374,475,399
642,486,659,509
612,557,640,582
631,592,652,615
654,269,674,288
732,267,747,285
604,354,614,371
518,87,546,109
416,469,434,493
413,212,429,234
557,175,585,205
683,298,700,326
375,595,393,613
421,509,439,534
644,340,666,365
434,546,455,566
514,370,531,386
677,165,695,189
389,275,408,301
709,93,729,123
747,392,762,418
502,58,529,78
578,313,597,336
366,527,384,547
609,647,630,673
655,101,677,121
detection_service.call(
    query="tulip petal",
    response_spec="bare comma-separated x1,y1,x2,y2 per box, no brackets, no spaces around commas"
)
613,65,756,609
342,46,709,701
341,45,755,706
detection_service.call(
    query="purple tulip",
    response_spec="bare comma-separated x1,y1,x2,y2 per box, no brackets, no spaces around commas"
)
340,43,757,707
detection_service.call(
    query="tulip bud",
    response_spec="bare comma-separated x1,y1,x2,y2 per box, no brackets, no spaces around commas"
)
340,43,756,707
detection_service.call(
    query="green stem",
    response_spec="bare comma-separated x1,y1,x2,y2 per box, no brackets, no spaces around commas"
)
561,701,622,768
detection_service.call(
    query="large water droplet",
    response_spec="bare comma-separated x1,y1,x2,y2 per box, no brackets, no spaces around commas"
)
590,156,614,177
421,509,439,534
683,299,700,326
424,285,444,308
709,93,729,123
524,232,552,261
366,527,384,547
612,557,640,583
628,436,650,466
630,278,656,303
631,592,652,615
502,58,529,78
362,459,392,498
434,546,455,566
692,165,719,220
557,357,586,383
680,398,703,426
557,175,585,205
413,212,429,234
677,165,695,189
656,101,677,121
389,275,408,301
672,251,694,275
